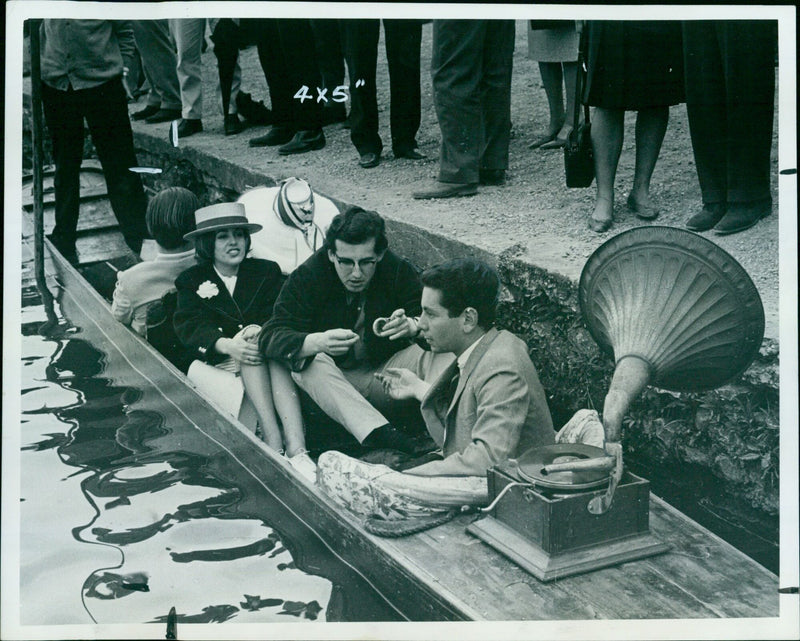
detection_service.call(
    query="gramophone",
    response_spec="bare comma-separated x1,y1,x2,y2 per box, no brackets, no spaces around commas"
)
468,226,765,581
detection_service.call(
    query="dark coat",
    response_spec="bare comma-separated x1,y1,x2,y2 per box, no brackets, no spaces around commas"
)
260,248,422,370
174,258,283,365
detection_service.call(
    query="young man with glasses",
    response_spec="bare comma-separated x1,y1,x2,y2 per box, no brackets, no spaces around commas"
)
260,206,453,453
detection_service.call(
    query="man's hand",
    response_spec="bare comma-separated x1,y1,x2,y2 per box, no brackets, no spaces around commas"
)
375,367,430,401
216,335,263,366
306,328,360,357
373,308,418,341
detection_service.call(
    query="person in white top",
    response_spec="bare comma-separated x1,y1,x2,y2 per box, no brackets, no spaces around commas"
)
237,178,338,275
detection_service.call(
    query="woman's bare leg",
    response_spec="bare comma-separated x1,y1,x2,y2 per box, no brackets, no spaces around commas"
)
268,360,307,457
629,106,669,209
590,106,624,229
240,363,284,452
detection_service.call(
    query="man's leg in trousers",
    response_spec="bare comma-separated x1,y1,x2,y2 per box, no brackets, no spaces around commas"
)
291,353,388,443
310,19,346,95
132,20,181,111
383,19,422,154
83,79,149,254
276,19,324,131
341,19,382,155
41,83,84,255
211,19,240,117
682,21,728,205
169,18,205,120
254,18,295,128
479,20,514,173
719,20,776,204
431,20,484,184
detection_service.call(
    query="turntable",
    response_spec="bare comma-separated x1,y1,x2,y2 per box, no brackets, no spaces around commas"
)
468,227,766,581
467,444,669,581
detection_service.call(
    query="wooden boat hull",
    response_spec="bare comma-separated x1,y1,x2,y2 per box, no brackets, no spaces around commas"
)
24,233,779,623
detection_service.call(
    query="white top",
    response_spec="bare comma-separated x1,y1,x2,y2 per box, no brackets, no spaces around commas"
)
237,186,338,275
213,266,238,296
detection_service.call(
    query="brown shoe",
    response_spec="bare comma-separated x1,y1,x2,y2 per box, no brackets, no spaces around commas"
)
277,129,326,155
412,182,478,199
685,203,726,232
713,200,771,235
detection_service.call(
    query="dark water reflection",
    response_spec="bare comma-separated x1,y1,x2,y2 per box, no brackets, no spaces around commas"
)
18,289,402,626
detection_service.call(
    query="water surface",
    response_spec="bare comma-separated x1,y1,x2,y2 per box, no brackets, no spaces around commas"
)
18,288,402,626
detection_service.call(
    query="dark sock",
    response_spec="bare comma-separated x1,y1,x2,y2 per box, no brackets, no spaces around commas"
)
362,423,418,453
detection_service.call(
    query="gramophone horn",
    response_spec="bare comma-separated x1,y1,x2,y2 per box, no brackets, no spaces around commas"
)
579,226,765,512
580,226,764,394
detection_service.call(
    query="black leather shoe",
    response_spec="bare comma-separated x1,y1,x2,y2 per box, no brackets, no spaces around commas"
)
479,169,506,186
176,118,203,138
412,182,478,199
361,424,422,454
713,200,771,235
236,91,273,125
358,152,381,168
685,203,726,232
132,104,160,121
144,108,182,124
394,148,426,160
224,114,245,136
278,129,326,155
249,125,295,147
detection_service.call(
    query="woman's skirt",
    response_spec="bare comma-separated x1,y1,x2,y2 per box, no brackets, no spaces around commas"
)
584,21,684,110
527,21,579,62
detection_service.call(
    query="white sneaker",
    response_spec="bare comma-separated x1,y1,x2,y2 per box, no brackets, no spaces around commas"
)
287,450,317,484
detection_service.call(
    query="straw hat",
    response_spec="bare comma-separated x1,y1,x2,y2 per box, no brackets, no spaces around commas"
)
184,202,262,240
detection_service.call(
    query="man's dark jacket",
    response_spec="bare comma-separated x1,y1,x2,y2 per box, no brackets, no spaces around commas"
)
259,248,422,370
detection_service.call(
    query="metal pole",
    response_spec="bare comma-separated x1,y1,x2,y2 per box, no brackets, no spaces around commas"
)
29,19,58,330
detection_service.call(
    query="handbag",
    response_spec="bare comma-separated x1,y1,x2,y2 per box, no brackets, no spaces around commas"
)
564,28,594,188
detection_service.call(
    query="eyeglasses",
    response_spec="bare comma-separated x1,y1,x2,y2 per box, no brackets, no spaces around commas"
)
332,254,379,272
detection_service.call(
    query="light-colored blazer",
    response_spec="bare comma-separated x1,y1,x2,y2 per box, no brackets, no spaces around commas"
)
411,327,555,477
111,249,196,336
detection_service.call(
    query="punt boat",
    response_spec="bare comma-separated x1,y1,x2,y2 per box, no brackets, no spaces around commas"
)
18,167,780,624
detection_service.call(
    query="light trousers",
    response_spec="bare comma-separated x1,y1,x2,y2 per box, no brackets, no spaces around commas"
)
132,20,181,111
168,18,241,119
291,345,454,442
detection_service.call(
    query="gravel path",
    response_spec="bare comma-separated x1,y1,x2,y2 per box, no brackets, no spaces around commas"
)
130,20,782,340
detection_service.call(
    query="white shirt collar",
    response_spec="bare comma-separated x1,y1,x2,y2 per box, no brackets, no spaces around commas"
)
213,265,238,296
456,332,486,370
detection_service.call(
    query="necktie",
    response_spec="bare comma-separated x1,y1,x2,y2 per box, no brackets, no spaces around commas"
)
444,368,460,409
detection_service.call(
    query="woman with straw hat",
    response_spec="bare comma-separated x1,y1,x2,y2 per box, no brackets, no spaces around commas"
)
173,202,314,479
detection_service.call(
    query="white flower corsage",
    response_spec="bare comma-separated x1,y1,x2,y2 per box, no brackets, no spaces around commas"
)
197,280,219,299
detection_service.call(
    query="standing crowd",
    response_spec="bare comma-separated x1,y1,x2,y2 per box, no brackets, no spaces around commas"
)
34,17,779,502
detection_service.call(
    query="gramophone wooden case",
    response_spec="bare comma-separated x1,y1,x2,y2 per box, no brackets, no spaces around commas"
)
467,461,670,581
